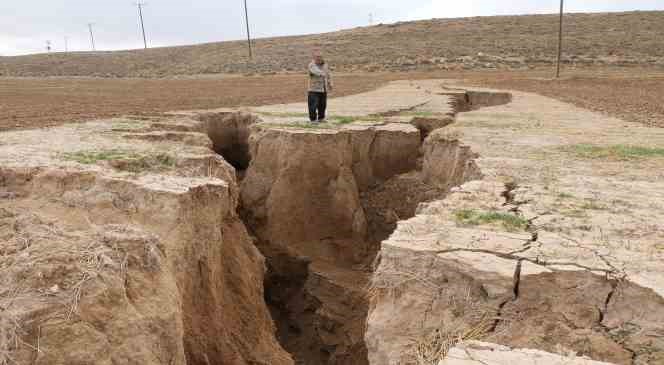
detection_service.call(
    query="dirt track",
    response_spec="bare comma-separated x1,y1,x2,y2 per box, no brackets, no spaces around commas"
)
1,68,663,132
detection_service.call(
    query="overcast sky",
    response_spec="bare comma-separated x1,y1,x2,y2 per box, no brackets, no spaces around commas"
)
1,0,662,56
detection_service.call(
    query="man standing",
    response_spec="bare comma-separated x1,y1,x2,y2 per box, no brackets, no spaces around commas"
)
308,51,333,123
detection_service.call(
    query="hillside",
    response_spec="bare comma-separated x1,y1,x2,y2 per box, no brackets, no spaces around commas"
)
1,11,663,77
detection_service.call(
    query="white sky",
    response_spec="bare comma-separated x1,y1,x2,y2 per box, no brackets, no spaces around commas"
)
1,0,662,56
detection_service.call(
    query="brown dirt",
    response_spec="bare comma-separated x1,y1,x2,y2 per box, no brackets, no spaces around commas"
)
471,73,664,128
0,74,391,131
3,68,664,134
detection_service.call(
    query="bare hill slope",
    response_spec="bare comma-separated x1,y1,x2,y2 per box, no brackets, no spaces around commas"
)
1,11,663,77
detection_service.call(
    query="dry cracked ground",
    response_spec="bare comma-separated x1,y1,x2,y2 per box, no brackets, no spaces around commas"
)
1,79,663,365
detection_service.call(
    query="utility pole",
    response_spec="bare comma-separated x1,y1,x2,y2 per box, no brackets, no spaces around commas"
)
555,0,564,78
243,0,252,59
136,2,148,49
64,36,68,53
88,23,96,51
46,40,52,53
369,13,374,26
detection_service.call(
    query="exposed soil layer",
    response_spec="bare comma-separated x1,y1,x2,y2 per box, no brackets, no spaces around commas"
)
200,89,504,364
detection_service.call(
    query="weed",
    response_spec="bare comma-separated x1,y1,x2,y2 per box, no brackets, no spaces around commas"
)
453,209,528,232
565,144,664,160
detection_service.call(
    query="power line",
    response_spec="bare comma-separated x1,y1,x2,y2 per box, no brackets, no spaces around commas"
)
136,2,148,49
243,0,252,59
88,23,96,51
556,0,564,78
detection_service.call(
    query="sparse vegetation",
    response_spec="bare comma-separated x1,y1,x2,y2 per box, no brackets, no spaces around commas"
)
257,112,309,118
566,144,664,160
61,149,137,164
454,209,528,231
263,122,337,130
331,116,357,124
61,149,176,172
557,192,575,199
329,115,384,124
581,200,608,210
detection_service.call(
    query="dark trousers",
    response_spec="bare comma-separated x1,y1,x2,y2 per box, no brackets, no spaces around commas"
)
308,91,327,121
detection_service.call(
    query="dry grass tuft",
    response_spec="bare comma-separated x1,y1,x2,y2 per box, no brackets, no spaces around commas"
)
0,288,27,365
410,313,495,365
409,297,500,365
367,265,505,365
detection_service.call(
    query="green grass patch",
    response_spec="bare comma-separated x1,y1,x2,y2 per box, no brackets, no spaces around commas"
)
61,149,176,172
581,200,608,210
454,209,528,232
263,122,336,130
257,111,309,118
565,144,664,160
332,116,357,124
557,192,575,199
329,115,384,124
62,149,137,164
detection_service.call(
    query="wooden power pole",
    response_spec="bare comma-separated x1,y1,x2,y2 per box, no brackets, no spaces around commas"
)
88,23,96,51
243,0,252,59
556,0,564,78
136,2,148,49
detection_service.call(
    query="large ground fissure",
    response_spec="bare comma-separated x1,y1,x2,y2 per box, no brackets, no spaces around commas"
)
204,97,484,364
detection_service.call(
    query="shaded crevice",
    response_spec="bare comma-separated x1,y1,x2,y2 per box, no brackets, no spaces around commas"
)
201,111,257,171
489,259,523,334
222,89,515,364
441,89,513,115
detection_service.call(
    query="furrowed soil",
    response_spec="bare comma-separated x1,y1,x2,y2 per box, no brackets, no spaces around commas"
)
2,68,664,132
